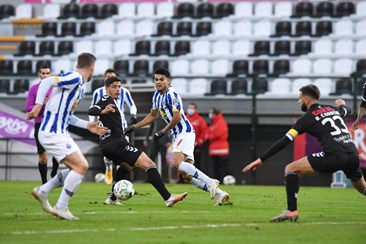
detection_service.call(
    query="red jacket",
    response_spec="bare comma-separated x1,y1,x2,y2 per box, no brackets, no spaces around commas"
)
186,111,207,147
206,113,229,156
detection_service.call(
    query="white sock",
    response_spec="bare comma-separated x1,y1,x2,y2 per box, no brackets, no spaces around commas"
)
56,170,84,209
190,178,225,197
178,162,214,185
39,169,70,195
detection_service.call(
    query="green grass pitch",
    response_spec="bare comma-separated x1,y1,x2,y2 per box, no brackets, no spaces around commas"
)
0,181,365,243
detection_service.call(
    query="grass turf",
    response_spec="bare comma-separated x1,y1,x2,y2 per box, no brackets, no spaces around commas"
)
0,181,365,243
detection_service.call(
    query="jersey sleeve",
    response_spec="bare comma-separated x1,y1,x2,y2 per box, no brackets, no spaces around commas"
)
169,91,181,113
35,76,58,105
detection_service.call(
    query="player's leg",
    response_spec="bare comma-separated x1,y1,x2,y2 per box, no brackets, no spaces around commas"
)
50,157,59,178
104,157,114,185
105,165,131,205
351,177,366,195
38,151,48,184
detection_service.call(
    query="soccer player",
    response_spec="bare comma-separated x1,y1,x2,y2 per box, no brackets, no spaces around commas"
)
26,64,59,184
27,53,108,220
90,68,137,185
88,76,187,207
243,84,366,222
124,68,230,205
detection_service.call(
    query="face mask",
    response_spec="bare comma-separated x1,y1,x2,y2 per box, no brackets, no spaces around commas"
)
208,113,213,119
187,108,195,116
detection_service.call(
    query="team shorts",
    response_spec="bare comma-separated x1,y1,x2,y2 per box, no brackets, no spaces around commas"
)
34,123,46,154
172,132,195,162
101,141,142,167
308,151,363,181
38,131,81,162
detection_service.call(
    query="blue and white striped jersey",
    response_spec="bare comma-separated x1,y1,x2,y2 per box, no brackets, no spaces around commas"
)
90,86,137,129
152,87,193,139
38,71,86,134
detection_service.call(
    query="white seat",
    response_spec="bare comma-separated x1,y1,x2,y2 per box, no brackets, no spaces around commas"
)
334,19,353,36
136,19,154,36
253,20,272,37
118,3,136,18
53,59,71,75
234,2,253,17
137,2,155,18
313,59,332,75
189,78,208,95
355,20,366,36
313,78,332,96
313,38,333,55
356,39,366,55
213,20,232,37
191,60,209,75
269,78,291,95
116,20,134,36
212,40,230,56
356,2,366,17
211,60,230,76
274,2,292,17
171,78,188,95
191,40,210,56
232,40,251,56
292,78,312,94
94,59,110,76
75,40,93,54
333,59,353,76
254,2,273,17
157,2,174,18
171,60,189,76
292,59,312,74
15,4,32,19
94,40,112,56
334,39,354,55
113,40,132,56
42,4,60,19
97,20,115,36
233,20,252,37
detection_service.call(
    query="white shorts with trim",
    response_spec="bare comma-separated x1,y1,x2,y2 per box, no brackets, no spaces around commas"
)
172,132,195,161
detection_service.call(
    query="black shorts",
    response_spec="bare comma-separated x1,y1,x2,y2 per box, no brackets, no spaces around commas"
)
101,141,142,167
34,123,46,154
308,151,363,181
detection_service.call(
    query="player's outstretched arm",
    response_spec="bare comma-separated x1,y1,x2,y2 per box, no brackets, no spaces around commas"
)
352,107,366,130
87,122,108,136
26,104,42,120
242,158,263,172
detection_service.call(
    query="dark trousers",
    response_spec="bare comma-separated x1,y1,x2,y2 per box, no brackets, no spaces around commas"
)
148,141,169,182
212,155,231,183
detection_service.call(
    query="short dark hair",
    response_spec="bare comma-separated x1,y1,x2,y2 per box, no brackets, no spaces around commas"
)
105,76,122,87
104,68,118,77
38,64,50,72
300,84,320,100
189,102,197,109
154,67,170,79
77,52,96,69
211,107,221,115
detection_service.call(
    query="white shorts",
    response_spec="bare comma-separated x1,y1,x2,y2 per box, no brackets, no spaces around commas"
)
172,132,195,161
38,131,81,162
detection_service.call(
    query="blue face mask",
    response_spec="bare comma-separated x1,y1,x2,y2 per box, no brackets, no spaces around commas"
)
187,108,195,116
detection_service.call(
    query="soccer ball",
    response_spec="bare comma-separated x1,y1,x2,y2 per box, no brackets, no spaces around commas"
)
94,173,105,183
223,175,236,185
113,180,135,200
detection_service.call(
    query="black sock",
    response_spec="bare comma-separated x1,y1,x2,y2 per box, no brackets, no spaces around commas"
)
146,167,171,201
285,172,299,212
38,162,47,184
110,167,130,201
363,189,366,196
50,157,59,178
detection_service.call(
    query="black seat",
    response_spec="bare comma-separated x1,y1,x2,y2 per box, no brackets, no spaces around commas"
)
176,22,192,36
113,60,129,76
99,4,118,19
231,79,248,95
356,59,366,74
336,2,355,17
314,21,332,37
153,41,170,56
175,2,194,18
251,78,268,94
230,60,249,77
133,60,149,76
0,79,10,93
173,41,190,56
38,22,57,37
79,22,95,36
210,80,227,95
60,3,80,19
315,1,334,17
35,60,51,72
92,79,104,92
293,40,312,56
356,79,366,95
153,60,169,71
80,4,98,19
131,79,146,84
292,2,313,17
251,41,270,56
215,3,234,18
273,41,291,56
154,22,173,36
334,78,352,95
13,79,29,94
0,60,13,75
0,4,15,19
252,60,269,75
272,21,291,37
195,22,212,36
294,21,312,36
196,2,214,18
60,22,77,36
131,41,150,56
57,41,73,56
16,41,35,56
273,60,290,75
38,41,55,56
17,60,32,75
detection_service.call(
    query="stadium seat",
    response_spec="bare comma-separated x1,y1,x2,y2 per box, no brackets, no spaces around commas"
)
132,60,149,77
131,40,151,56
153,41,170,56
75,40,93,54
252,60,269,75
153,60,169,71
91,79,104,92
171,78,188,95
212,40,230,56
0,4,15,19
233,20,252,37
0,79,10,93
292,59,312,74
196,2,214,18
269,78,291,95
175,2,194,18
94,59,110,76
176,22,192,36
251,78,268,94
53,59,71,75
230,60,249,77
293,40,312,56
216,3,234,18
356,20,366,36
0,60,13,75
137,2,154,18
334,59,353,76
131,79,146,84
173,41,190,56
213,20,232,37
234,2,253,17
294,21,312,37
251,41,270,56
154,22,173,36
116,20,134,36
113,60,129,76
118,3,135,18
356,59,366,74
273,41,290,56
232,40,251,56
38,22,57,36
313,59,332,75
272,21,291,37
293,2,313,17
94,40,112,56
356,40,366,55
315,1,334,17
253,20,271,37
35,60,51,72
60,3,80,19
79,22,95,36
100,4,118,19
254,2,273,17
274,2,292,17
313,78,332,95
189,78,207,95
211,60,230,76
38,41,55,56
333,19,353,37
80,4,98,19
191,40,210,56
171,60,189,76
314,21,332,37
57,41,73,56
312,38,333,56
136,19,154,36
15,4,32,19
97,19,114,36
13,79,29,94
334,39,353,55
195,22,212,36
292,78,312,94
356,1,366,17
336,1,355,17
334,78,352,95
157,2,174,18
16,41,35,56
210,80,227,95
60,22,77,36
113,40,131,56
191,60,209,75
230,79,248,95
273,60,290,75
41,4,60,19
